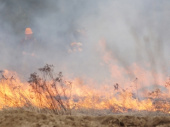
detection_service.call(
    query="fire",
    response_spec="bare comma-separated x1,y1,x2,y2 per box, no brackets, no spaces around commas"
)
0,39,169,114
0,68,169,113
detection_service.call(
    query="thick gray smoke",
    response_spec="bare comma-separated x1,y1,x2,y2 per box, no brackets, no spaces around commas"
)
0,0,169,84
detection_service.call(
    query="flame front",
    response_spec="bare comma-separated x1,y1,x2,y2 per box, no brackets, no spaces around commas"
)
0,39,169,113
0,69,169,113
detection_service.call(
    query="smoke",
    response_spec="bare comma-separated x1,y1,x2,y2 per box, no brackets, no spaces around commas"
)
0,0,169,86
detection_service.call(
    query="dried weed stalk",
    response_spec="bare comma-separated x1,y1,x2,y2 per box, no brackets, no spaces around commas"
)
28,64,72,115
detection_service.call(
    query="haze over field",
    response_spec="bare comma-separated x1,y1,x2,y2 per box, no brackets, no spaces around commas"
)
0,0,169,86
1,2,170,127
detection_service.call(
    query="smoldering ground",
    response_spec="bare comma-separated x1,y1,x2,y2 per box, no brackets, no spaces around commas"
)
0,0,169,89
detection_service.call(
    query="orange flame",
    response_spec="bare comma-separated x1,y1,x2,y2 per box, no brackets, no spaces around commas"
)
0,70,169,113
0,39,169,113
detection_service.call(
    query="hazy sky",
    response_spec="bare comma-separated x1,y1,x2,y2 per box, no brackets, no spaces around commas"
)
0,0,169,83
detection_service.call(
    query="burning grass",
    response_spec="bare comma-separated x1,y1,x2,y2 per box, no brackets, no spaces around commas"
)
0,64,170,115
0,65,170,126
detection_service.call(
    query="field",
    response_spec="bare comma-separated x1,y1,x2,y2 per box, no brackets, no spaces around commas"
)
1,108,170,127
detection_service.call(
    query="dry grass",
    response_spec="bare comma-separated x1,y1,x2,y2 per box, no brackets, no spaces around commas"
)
0,64,72,115
28,64,72,115
1,108,170,127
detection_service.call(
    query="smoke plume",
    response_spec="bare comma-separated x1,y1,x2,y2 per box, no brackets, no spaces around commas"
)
0,0,169,88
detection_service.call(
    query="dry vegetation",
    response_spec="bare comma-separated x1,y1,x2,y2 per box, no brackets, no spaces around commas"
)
1,108,170,127
0,64,72,115
28,64,72,115
0,65,170,126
